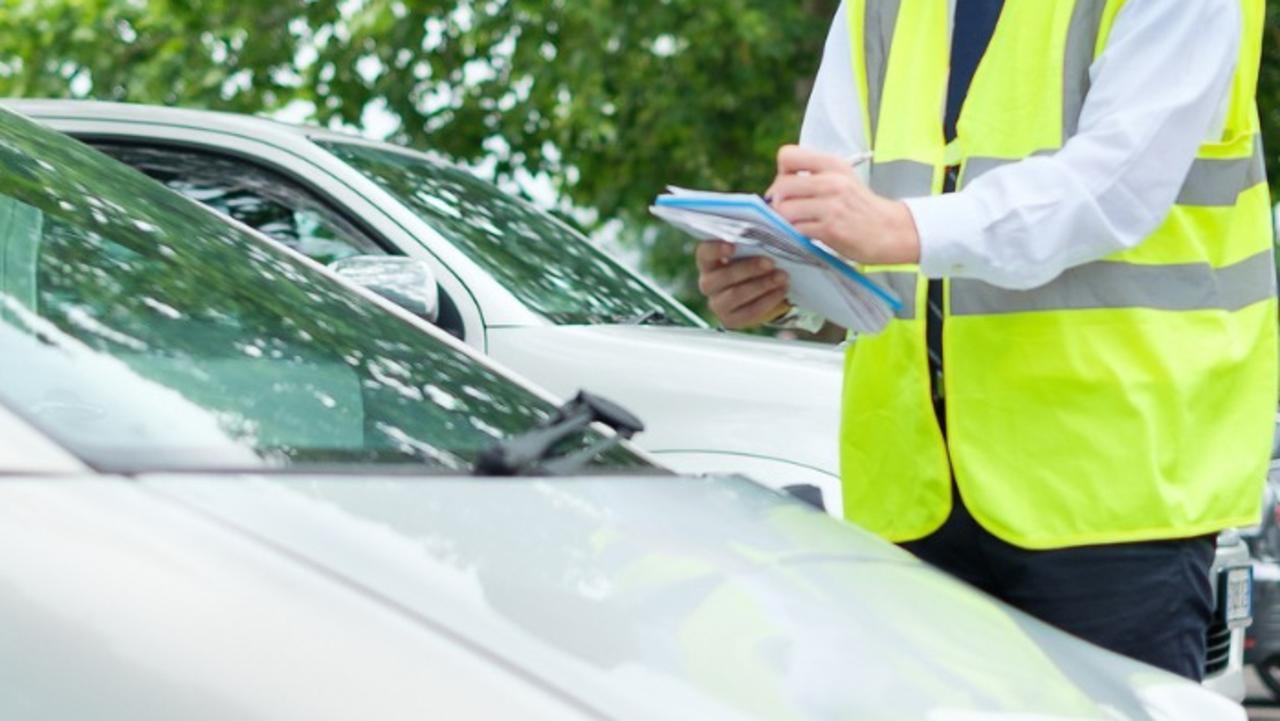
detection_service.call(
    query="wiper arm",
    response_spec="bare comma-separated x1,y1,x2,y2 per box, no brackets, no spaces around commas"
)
474,391,645,476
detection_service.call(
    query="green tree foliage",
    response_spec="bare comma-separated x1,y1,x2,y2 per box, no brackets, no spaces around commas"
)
0,0,837,311
0,1,321,113
1262,4,1280,187
1,1,1276,311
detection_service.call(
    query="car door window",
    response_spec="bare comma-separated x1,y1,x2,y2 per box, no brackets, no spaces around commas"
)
318,140,702,327
93,142,469,340
93,143,383,266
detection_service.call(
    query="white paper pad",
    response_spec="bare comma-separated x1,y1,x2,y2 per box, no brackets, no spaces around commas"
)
651,188,901,333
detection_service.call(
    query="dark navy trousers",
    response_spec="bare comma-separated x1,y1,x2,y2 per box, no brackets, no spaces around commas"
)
900,489,1217,681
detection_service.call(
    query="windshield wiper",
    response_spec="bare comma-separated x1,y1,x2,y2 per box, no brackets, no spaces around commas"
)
474,391,645,476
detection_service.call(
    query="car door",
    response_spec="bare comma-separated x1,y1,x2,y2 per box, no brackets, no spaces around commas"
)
88,140,481,343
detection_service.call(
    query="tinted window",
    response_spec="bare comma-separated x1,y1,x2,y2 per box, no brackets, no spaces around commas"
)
0,110,649,473
94,143,468,339
94,143,382,265
319,140,700,327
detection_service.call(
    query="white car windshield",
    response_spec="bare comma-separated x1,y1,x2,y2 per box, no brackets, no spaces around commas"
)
318,140,700,327
0,110,651,474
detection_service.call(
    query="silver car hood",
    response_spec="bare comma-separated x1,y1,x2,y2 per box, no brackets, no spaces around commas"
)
486,325,844,476
141,472,1238,721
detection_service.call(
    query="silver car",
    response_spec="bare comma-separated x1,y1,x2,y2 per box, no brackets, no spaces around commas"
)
5,99,1255,699
0,106,1248,719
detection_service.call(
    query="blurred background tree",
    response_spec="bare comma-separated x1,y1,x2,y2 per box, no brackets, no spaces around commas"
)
1,0,1276,314
0,0,836,315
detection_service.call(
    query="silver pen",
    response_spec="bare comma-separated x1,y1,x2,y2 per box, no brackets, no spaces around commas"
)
766,150,876,203
846,151,874,168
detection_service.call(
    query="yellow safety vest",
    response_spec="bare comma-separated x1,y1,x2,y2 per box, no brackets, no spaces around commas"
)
841,0,1278,549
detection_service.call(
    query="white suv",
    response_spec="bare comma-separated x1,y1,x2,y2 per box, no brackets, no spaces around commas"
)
6,99,845,509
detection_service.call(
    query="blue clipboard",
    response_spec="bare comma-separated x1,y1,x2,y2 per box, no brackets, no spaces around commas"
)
654,196,903,312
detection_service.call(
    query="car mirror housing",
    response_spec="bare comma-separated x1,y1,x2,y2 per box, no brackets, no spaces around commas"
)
329,256,440,323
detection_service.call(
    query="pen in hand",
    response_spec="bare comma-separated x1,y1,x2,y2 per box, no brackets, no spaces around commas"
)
766,150,873,204
843,151,874,169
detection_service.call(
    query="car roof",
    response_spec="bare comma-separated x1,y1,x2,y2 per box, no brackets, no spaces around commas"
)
6,98,326,139
0,98,442,164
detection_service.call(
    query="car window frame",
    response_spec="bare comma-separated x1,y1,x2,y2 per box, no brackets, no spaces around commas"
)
314,134,708,329
67,129,490,347
88,139,477,342
93,142,388,258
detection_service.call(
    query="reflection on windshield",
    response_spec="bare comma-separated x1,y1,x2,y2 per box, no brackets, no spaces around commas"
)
93,143,383,266
318,141,699,327
0,109,649,473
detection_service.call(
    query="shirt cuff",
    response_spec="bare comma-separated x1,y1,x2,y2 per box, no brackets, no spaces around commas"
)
904,193,988,279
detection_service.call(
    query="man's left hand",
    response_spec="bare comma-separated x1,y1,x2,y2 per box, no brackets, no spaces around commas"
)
766,145,921,266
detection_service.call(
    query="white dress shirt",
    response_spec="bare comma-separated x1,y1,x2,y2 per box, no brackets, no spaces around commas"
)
800,0,1242,290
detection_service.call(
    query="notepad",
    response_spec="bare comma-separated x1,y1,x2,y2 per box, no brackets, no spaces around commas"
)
651,187,901,333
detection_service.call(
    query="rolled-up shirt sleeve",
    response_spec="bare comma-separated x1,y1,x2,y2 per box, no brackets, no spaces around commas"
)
909,0,1242,289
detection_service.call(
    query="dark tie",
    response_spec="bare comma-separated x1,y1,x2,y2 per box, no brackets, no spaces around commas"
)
927,0,1005,432
946,0,1006,144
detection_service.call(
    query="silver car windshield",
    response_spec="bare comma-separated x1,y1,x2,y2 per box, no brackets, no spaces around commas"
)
317,140,700,327
0,110,650,474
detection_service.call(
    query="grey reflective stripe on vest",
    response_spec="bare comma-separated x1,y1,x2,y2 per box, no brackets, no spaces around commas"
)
864,0,903,144
1178,140,1267,206
869,160,934,199
1062,0,1107,139
961,156,1010,187
951,249,1277,316
961,141,1266,207
865,271,920,320
960,152,1052,188
866,0,1106,198
863,0,1105,143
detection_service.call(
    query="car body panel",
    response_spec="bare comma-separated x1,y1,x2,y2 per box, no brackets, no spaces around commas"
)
485,325,844,504
643,455,838,504
0,402,86,474
0,479,599,721
139,471,1241,721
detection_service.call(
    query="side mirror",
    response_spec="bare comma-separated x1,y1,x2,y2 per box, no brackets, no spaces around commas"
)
329,256,439,323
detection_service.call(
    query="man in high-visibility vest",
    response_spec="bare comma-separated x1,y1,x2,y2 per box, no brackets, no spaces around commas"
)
695,0,1277,680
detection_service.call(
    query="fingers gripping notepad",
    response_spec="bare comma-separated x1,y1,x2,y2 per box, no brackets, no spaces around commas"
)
651,188,902,334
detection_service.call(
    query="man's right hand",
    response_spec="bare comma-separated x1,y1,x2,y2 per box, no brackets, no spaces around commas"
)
695,240,791,330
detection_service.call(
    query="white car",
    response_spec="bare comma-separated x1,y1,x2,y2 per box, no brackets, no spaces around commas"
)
3,99,845,510
8,99,1253,700
0,104,1246,720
